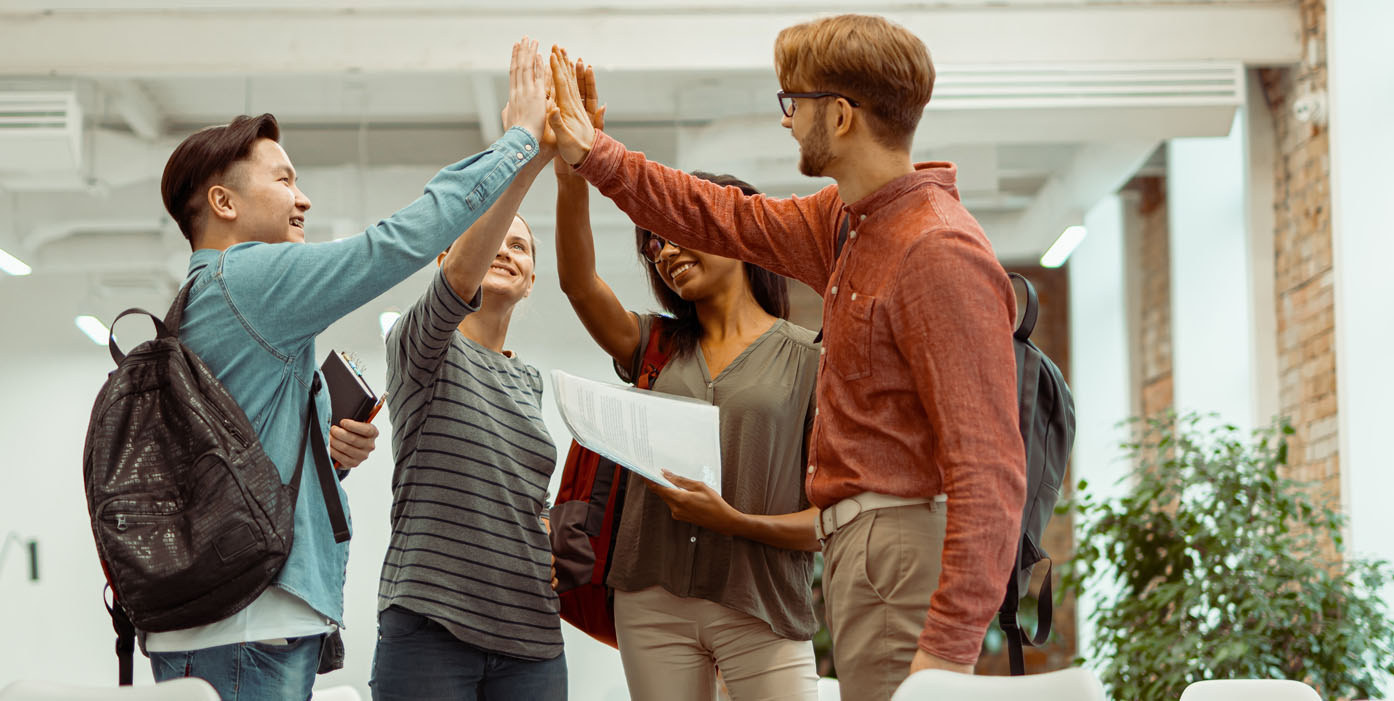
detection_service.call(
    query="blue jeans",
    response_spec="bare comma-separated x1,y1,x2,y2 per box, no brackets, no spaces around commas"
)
370,606,567,701
149,634,323,701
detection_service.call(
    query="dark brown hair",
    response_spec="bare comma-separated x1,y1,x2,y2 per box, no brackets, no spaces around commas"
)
774,14,934,150
635,172,790,357
161,113,281,246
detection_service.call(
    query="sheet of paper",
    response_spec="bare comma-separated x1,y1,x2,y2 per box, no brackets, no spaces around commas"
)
551,369,721,492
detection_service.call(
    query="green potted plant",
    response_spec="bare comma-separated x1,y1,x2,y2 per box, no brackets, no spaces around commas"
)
1066,412,1394,700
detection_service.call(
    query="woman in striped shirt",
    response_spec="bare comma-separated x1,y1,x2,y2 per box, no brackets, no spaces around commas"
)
371,61,567,697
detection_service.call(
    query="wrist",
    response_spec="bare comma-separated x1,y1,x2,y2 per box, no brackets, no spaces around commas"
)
561,132,595,169
556,170,587,187
726,509,755,539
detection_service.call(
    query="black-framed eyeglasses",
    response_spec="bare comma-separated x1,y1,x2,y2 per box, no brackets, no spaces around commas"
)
776,90,861,118
641,232,678,264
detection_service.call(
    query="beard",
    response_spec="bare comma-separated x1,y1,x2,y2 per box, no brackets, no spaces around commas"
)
797,111,834,178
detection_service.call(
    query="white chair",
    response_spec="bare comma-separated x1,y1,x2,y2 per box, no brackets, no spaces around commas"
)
817,676,842,701
1179,679,1322,700
0,678,219,701
312,684,363,701
891,667,1105,701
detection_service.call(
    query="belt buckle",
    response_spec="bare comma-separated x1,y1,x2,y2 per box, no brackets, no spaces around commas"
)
817,497,863,545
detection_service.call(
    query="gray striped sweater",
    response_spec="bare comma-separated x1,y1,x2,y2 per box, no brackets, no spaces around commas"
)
379,269,561,660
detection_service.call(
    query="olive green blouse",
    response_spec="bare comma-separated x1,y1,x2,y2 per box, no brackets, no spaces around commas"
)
607,313,820,640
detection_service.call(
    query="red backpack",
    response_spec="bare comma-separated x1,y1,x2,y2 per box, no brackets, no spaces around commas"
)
548,319,671,647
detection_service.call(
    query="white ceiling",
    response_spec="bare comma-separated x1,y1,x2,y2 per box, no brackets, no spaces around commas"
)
0,0,1299,350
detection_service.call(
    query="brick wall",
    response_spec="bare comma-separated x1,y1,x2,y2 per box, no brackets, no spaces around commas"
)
1133,176,1174,418
1259,0,1340,509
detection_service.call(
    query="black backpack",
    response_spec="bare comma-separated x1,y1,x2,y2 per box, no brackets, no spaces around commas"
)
82,278,348,684
997,272,1076,675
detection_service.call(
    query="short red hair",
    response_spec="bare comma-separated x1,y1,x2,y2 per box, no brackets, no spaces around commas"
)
774,14,935,149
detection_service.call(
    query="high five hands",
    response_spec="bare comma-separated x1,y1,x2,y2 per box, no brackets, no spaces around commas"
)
500,37,553,150
547,45,602,167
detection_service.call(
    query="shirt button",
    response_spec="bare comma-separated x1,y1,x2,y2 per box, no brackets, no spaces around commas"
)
830,286,838,295
516,152,525,160
807,463,815,474
849,230,858,239
524,143,533,151
689,536,697,543
851,292,858,301
820,347,827,355
861,214,867,221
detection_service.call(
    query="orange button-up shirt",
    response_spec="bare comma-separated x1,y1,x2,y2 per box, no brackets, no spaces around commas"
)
575,130,1027,665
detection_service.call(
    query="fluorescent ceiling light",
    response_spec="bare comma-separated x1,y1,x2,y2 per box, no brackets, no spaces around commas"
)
1040,225,1087,268
0,247,32,276
379,311,401,338
75,315,112,346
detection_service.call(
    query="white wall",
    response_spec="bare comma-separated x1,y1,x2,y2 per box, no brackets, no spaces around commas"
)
1068,193,1134,664
1244,72,1280,424
0,174,650,699
1329,0,1394,588
1166,112,1257,431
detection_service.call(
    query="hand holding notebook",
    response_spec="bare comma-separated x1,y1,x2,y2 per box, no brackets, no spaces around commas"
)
320,350,387,468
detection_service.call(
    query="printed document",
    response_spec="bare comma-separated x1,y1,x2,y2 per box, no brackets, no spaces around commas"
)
551,369,721,492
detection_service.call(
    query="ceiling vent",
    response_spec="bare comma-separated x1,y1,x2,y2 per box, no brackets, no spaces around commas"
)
933,62,1243,111
0,91,83,172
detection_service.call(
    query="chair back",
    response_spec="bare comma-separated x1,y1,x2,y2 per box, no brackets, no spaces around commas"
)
1179,679,1322,700
891,667,1105,701
816,677,842,701
0,678,219,701
312,684,364,701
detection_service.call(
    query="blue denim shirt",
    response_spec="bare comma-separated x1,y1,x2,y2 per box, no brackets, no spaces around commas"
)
176,127,539,625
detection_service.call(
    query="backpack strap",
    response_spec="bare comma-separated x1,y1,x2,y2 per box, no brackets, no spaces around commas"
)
106,274,201,365
1010,272,1038,341
999,556,1054,675
293,373,351,543
1001,271,1050,675
635,317,675,390
104,583,136,685
162,273,199,336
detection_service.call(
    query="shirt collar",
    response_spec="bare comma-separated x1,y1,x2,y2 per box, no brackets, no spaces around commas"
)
844,161,960,219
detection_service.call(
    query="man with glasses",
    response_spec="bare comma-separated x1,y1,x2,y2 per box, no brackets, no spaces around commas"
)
547,13,1026,700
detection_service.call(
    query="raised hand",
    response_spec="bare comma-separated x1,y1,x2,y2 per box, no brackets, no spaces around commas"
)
579,59,607,131
554,58,606,176
501,37,549,143
547,45,598,166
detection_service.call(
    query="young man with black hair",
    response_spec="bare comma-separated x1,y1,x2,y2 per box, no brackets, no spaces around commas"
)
142,39,552,700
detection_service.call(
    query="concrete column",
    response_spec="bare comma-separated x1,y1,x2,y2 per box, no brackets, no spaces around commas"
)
1329,0,1394,571
1167,111,1257,431
1069,193,1133,663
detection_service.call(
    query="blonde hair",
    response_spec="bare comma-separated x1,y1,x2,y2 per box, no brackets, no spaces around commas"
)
774,14,934,149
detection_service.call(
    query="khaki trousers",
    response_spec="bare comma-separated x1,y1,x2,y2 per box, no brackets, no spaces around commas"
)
823,502,947,701
613,586,819,701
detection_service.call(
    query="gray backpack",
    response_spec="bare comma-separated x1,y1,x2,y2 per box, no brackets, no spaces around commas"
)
998,272,1076,675
82,278,346,683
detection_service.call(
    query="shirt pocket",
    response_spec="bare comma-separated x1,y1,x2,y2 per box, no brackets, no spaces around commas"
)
830,291,876,381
